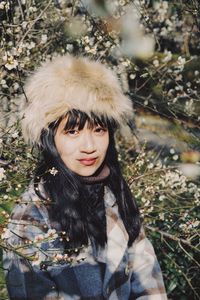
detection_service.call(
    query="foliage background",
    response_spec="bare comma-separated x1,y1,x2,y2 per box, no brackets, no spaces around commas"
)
0,0,200,299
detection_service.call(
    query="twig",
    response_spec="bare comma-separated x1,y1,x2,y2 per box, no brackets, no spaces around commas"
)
17,0,52,46
145,225,200,252
17,0,25,20
128,166,176,184
178,241,200,267
164,251,200,299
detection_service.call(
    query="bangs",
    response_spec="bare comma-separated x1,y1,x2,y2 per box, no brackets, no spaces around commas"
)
62,109,117,131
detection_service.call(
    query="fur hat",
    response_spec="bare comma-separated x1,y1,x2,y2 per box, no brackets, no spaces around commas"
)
21,55,134,145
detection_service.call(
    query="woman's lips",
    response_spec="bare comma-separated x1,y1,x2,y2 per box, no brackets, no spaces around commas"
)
78,158,97,166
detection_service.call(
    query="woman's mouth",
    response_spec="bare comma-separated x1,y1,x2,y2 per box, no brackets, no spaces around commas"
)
78,158,97,166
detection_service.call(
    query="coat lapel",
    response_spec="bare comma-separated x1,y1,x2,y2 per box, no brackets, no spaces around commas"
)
103,188,128,291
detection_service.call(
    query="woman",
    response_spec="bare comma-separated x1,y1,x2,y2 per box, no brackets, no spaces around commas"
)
3,55,167,299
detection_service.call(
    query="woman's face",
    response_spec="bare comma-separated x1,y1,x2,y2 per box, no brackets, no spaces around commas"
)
54,117,109,176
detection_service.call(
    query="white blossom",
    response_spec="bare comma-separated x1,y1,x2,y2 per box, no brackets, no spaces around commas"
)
34,234,44,243
172,154,179,161
45,229,58,239
26,41,36,50
170,148,175,154
13,82,20,91
153,59,159,67
159,195,166,201
162,50,172,63
129,73,136,80
0,1,6,9
0,167,6,181
185,99,194,116
0,1,9,9
177,56,186,66
29,6,37,13
41,34,48,44
11,132,19,138
5,56,18,70
1,79,8,88
49,167,58,176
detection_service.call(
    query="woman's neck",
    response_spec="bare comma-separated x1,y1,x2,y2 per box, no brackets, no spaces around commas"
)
77,164,110,184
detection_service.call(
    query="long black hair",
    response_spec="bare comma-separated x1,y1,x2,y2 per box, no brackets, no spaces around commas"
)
34,109,141,250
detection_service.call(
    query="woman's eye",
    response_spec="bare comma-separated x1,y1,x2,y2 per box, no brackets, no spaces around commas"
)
95,127,107,134
66,129,79,136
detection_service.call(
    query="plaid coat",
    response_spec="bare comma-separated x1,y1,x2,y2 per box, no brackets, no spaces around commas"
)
3,182,167,300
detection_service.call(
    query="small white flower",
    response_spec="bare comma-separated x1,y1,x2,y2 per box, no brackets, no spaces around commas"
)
41,34,48,44
153,59,159,67
54,253,63,261
122,61,129,67
163,1,168,9
1,79,7,88
172,154,179,161
29,6,37,13
34,234,44,243
21,21,28,29
129,73,136,80
1,228,10,239
104,41,111,48
159,195,166,201
170,148,175,154
11,132,19,138
162,50,172,63
0,1,6,9
45,229,58,239
193,220,199,227
147,163,154,169
85,46,90,52
119,0,125,6
5,57,18,70
177,56,186,66
159,212,165,220
0,167,6,181
26,41,36,50
3,54,8,61
13,82,20,91
66,44,73,52
49,167,58,176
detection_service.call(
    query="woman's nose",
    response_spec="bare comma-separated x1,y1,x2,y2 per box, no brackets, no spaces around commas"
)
80,132,96,153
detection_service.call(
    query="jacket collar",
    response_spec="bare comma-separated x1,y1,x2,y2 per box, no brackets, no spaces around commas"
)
103,187,128,289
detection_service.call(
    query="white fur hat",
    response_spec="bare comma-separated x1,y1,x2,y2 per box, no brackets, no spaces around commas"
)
21,55,134,145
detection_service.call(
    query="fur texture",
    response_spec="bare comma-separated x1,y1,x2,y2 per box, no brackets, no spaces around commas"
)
21,55,133,145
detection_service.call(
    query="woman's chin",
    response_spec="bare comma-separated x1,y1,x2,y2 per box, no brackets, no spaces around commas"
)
73,165,99,177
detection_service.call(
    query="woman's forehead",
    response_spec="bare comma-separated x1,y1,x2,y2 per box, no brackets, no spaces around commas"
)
58,110,107,130
52,110,119,136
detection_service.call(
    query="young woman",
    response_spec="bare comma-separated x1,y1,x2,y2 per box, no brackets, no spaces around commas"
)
3,55,167,300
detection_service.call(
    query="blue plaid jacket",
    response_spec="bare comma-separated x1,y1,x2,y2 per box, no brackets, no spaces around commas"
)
3,183,167,300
